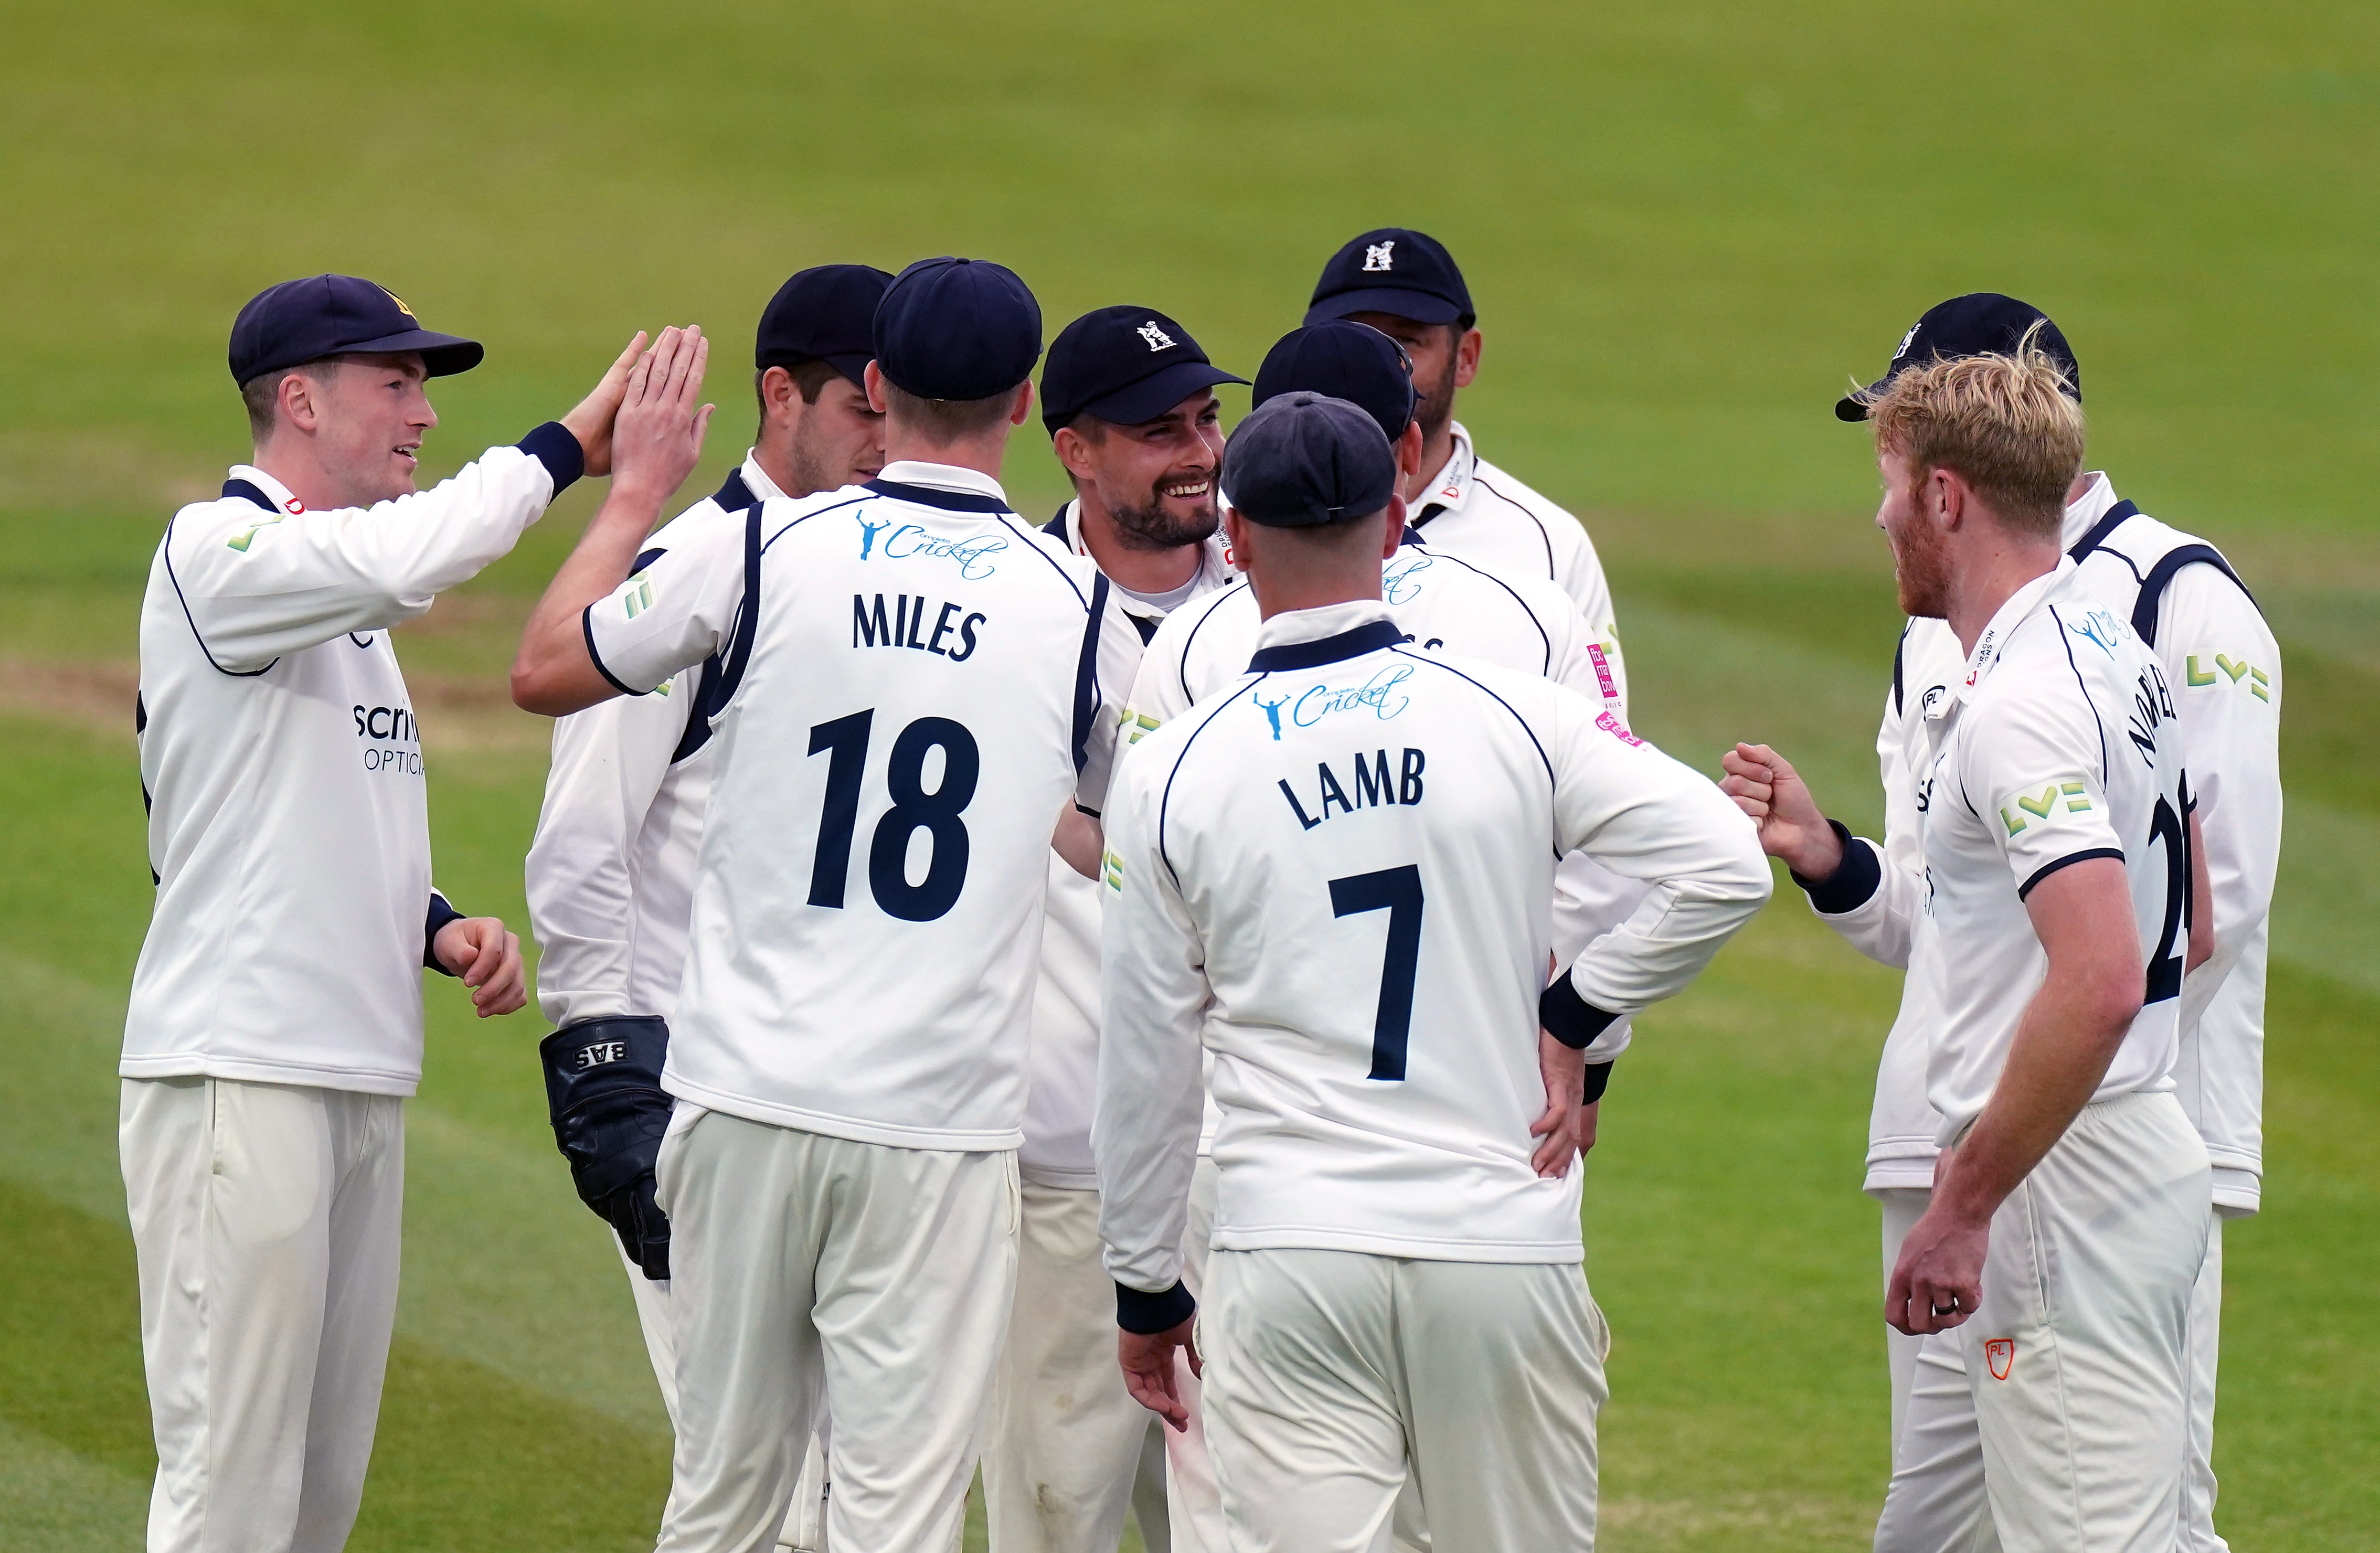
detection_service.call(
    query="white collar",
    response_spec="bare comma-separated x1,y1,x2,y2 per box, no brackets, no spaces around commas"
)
1941,558,2079,716
739,450,791,503
226,464,306,514
876,459,1010,504
1252,598,1395,652
2062,471,2120,549
1414,422,1477,516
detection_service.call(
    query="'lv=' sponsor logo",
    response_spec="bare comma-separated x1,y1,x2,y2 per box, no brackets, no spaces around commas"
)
2185,654,2272,703
1382,552,1434,603
575,1040,628,1070
1984,1338,2014,1380
2000,781,2090,835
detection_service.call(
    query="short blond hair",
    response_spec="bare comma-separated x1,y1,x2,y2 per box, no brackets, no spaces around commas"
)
1857,325,2085,536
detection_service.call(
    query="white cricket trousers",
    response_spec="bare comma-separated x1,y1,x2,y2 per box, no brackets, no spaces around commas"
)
652,1105,1019,1553
1198,1246,1608,1553
120,1076,403,1553
983,1182,1170,1553
1872,1090,2210,1553
612,1236,832,1550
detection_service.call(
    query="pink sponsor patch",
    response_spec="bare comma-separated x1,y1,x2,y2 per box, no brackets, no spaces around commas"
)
1596,710,1643,747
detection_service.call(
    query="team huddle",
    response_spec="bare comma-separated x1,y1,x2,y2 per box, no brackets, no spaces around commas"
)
123,233,2280,1553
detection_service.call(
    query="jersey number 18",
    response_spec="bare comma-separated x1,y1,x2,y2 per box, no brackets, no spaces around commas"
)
805,709,980,922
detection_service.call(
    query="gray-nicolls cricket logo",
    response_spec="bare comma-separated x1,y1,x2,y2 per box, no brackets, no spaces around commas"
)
1363,240,1396,272
1137,320,1176,352
576,1040,629,1069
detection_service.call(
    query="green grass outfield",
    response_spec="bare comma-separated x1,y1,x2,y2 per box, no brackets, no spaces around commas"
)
4,1,2376,1547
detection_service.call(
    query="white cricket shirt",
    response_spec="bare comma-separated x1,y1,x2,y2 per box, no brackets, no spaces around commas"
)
1908,561,2190,1134
583,462,1139,1151
1095,600,1768,1291
525,454,785,1028
126,429,580,1094
1816,477,2280,1209
1129,534,1649,997
1409,422,1625,677
1021,499,1235,1189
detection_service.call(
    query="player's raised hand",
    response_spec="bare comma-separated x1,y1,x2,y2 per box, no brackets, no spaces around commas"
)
1720,741,1843,880
433,916,527,1018
561,332,650,478
1119,1320,1200,1432
610,325,714,504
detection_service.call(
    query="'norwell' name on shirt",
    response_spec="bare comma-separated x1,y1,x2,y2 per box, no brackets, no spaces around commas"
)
1279,749,1428,831
852,593,987,661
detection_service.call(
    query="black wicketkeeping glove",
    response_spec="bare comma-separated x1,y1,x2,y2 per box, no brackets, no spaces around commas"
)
540,1016,673,1281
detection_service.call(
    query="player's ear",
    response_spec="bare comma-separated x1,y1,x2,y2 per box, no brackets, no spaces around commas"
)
1380,496,1408,560
1010,380,1035,428
863,360,890,416
1396,421,1425,481
280,368,322,435
1454,326,1482,389
760,365,799,429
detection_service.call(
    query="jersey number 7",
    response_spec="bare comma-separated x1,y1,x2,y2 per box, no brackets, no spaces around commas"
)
1331,865,1426,1081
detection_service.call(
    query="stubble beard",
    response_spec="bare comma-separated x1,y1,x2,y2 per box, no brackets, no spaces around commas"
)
1892,513,1952,620
1414,353,1458,445
1108,481,1219,552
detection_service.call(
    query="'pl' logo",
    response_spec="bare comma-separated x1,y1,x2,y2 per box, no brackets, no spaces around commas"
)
1137,321,1176,352
1363,241,1396,272
1984,1338,2014,1380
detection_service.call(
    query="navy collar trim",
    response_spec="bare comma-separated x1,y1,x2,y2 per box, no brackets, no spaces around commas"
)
2067,499,2139,563
223,478,278,512
1397,526,1427,549
1248,619,1407,673
865,477,1013,515
715,467,758,511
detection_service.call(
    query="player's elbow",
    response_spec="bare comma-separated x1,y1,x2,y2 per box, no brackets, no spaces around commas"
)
510,651,589,717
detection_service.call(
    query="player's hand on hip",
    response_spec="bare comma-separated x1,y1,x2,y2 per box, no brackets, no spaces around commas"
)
434,916,527,1018
561,331,649,478
1885,1192,1988,1337
1529,1028,1596,1178
1720,742,1842,879
608,325,714,507
1119,1318,1199,1432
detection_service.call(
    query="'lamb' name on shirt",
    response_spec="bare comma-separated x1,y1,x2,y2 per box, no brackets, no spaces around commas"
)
1278,748,1427,831
852,592,986,662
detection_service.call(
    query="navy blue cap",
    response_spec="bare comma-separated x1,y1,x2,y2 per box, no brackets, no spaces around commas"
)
872,257,1042,401
1221,392,1398,528
1304,229,1474,329
756,264,894,388
1836,293,2081,421
1252,322,1416,445
229,275,482,386
1040,306,1247,434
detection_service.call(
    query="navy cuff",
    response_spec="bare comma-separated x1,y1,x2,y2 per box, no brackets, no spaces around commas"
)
1539,970,1622,1050
1115,1279,1196,1335
517,421,586,498
1581,1060,1616,1105
424,892,465,974
1793,821,1882,915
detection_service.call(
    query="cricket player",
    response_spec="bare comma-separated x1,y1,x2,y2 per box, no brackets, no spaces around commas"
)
1302,227,1625,680
524,262,892,1551
1724,340,2213,1551
1728,296,2281,1553
985,303,1246,1553
1127,322,1646,1552
1095,392,1771,1551
124,273,667,1551
509,260,1141,1553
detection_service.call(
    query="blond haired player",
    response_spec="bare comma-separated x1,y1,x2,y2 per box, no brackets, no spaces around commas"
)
1725,339,2215,1551
1733,295,2280,1553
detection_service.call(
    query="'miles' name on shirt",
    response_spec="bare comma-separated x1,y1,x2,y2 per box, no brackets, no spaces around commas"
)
852,592,987,661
